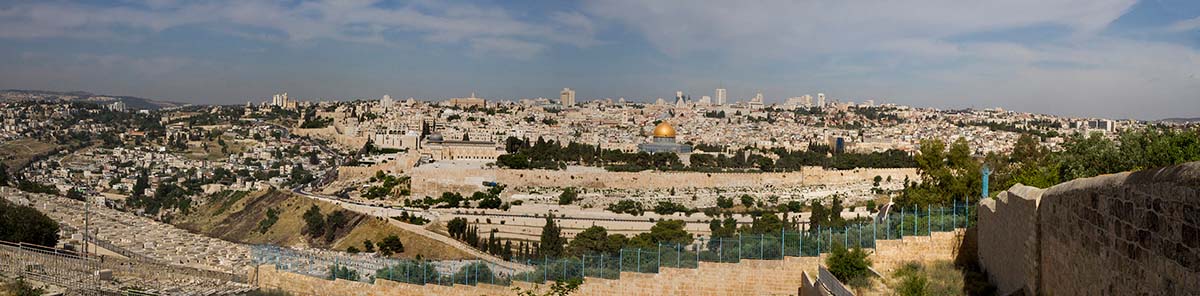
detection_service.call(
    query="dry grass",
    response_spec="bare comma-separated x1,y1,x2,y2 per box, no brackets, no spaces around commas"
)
0,138,58,171
175,189,475,260
184,136,252,161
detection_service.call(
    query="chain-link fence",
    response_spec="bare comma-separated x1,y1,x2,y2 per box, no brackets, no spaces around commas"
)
257,200,978,287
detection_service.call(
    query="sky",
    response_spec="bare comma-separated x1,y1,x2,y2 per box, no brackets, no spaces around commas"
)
0,0,1198,120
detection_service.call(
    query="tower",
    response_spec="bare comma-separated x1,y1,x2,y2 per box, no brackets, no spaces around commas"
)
715,88,727,105
560,88,576,107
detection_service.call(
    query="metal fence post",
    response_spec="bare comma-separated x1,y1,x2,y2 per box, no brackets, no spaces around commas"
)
759,234,765,259
899,209,904,239
966,200,971,228
738,233,742,260
780,228,785,259
657,243,662,272
928,205,932,238
637,249,642,273
816,224,821,254
619,250,623,274
857,223,862,248
677,243,681,267
799,228,804,257
953,199,958,228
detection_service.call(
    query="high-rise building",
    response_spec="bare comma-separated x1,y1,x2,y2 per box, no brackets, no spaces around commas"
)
715,88,727,105
380,94,394,109
817,93,826,108
560,88,576,107
699,96,712,105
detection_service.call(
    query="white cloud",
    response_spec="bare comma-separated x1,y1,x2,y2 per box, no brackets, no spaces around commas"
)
581,0,1200,119
1168,16,1200,32
0,0,598,58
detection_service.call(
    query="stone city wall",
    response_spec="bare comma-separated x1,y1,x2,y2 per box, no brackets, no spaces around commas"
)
410,166,916,197
977,161,1200,295
976,184,1042,295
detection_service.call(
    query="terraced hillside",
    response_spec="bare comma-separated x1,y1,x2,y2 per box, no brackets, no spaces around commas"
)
175,189,475,260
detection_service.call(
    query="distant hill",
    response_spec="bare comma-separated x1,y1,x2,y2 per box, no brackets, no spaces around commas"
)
1156,117,1200,124
0,89,185,110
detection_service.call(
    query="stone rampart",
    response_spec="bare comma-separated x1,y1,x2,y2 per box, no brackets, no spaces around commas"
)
977,161,1200,295
410,166,916,196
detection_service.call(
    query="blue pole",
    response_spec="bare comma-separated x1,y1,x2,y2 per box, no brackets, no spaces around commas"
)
780,228,785,259
799,226,804,257
637,249,642,273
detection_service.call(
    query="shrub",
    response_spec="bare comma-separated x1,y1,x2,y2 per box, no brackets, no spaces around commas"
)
825,242,871,283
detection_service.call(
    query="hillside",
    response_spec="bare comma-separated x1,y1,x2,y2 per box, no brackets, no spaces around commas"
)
0,89,184,110
174,189,474,260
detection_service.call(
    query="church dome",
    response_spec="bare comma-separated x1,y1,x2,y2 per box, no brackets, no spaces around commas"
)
652,121,676,138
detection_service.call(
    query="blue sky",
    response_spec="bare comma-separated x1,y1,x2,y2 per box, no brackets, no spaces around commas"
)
1,0,1198,120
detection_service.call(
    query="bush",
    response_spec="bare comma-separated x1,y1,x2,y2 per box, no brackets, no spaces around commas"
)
825,242,871,283
377,235,404,256
557,188,577,205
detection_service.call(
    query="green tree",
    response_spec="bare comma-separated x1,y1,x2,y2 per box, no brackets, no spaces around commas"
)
302,205,325,237
740,194,754,208
558,187,578,205
567,226,622,256
716,196,734,209
825,242,872,283
377,235,404,256
538,213,565,258
630,219,693,249
0,201,60,246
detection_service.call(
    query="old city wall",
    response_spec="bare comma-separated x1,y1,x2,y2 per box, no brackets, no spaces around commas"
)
977,161,1200,295
976,184,1042,295
410,167,916,197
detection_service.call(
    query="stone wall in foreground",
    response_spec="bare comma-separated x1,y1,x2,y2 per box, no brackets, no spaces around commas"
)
977,184,1042,295
978,161,1200,295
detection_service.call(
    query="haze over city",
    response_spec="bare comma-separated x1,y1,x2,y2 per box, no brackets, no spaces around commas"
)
1,0,1199,119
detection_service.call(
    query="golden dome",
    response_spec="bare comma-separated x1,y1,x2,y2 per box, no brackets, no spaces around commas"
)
652,121,676,138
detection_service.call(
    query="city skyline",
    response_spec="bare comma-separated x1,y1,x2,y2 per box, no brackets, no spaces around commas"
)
0,0,1199,119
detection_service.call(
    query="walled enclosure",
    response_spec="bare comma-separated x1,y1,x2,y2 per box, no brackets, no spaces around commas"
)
978,161,1200,295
